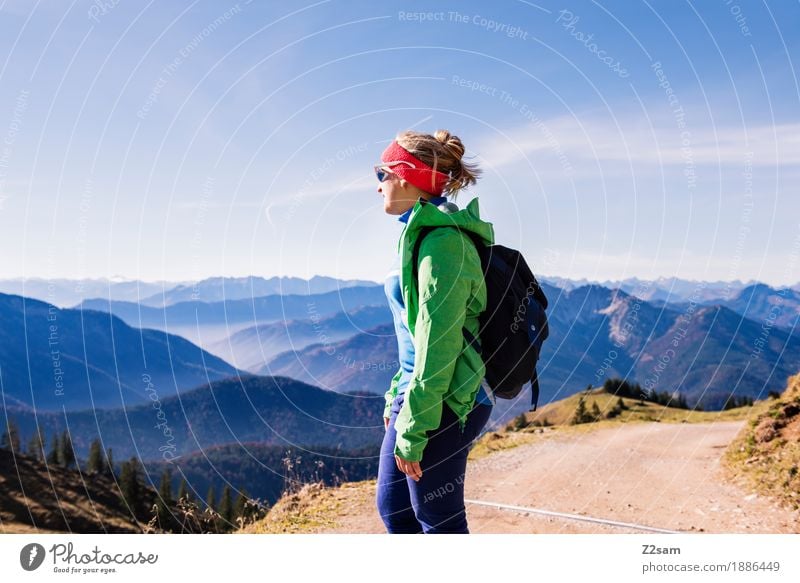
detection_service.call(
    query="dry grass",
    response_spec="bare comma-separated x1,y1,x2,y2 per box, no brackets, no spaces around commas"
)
0,521,64,534
723,373,800,511
238,479,377,534
518,388,771,427
468,426,558,460
469,388,771,459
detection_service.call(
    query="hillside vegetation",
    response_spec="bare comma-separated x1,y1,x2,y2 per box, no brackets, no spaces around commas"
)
0,448,141,533
0,441,267,534
468,379,771,460
237,480,377,534
724,372,800,510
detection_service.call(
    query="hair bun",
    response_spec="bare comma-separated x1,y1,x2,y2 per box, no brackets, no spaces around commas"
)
434,129,465,161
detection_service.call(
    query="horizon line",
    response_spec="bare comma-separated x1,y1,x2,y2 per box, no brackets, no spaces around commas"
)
0,274,797,288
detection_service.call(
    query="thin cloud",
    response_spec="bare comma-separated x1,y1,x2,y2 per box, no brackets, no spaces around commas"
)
479,115,800,170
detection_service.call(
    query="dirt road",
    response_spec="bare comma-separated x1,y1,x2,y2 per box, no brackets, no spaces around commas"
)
321,421,799,534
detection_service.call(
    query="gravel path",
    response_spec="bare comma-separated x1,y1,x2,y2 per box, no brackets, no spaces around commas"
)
322,421,799,534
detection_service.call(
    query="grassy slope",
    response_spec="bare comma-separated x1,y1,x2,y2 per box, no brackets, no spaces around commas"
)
723,372,800,511
0,449,143,533
237,481,376,534
468,387,771,460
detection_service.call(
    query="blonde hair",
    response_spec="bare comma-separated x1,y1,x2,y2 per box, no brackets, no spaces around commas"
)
395,129,482,199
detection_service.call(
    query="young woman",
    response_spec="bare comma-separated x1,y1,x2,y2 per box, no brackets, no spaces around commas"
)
375,129,495,534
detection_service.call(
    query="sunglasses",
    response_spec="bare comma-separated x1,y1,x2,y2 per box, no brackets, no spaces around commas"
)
374,160,417,182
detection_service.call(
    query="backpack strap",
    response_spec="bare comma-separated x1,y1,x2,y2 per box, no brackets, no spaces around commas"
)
530,366,540,412
462,326,482,355
411,225,484,283
410,225,441,286
411,225,482,355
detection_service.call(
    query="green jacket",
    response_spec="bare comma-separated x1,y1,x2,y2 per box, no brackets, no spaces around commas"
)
384,196,495,462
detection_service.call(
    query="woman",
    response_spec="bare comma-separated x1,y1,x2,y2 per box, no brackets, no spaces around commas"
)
375,129,495,534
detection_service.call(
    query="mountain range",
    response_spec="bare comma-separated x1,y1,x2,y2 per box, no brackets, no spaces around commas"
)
0,292,239,410
545,275,759,303
2,375,384,462
7,274,795,311
2,275,798,450
253,281,800,411
0,275,381,309
212,305,391,371
136,275,380,308
657,282,800,331
261,322,399,393
76,285,387,347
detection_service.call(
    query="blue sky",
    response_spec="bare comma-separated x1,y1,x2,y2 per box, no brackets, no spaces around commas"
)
0,0,798,286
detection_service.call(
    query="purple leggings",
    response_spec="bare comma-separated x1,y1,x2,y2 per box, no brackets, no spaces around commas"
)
376,391,492,534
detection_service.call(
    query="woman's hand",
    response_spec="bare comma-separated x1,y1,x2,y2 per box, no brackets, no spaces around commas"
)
394,454,423,482
384,417,423,480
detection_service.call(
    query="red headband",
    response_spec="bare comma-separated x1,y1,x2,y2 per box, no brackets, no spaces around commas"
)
380,140,450,195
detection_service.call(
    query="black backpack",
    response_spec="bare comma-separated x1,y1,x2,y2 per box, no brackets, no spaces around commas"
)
412,225,549,411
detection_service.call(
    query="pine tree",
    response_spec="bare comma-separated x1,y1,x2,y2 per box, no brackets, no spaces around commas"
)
105,447,115,478
206,484,217,512
572,395,585,424
233,488,261,527
512,413,528,431
219,485,234,528
46,433,61,465
26,427,46,461
234,489,247,522
205,483,220,532
156,469,175,531
87,438,104,474
119,457,144,518
176,478,191,504
26,434,37,459
60,429,76,469
590,402,602,421
1,418,21,453
571,394,591,425
118,460,133,504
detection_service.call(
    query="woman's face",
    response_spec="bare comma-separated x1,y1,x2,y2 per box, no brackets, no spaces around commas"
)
377,169,423,215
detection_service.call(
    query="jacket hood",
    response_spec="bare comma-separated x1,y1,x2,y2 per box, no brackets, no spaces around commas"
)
397,196,495,252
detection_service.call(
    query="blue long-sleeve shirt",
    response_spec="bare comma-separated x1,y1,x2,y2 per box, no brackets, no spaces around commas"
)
384,196,493,407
